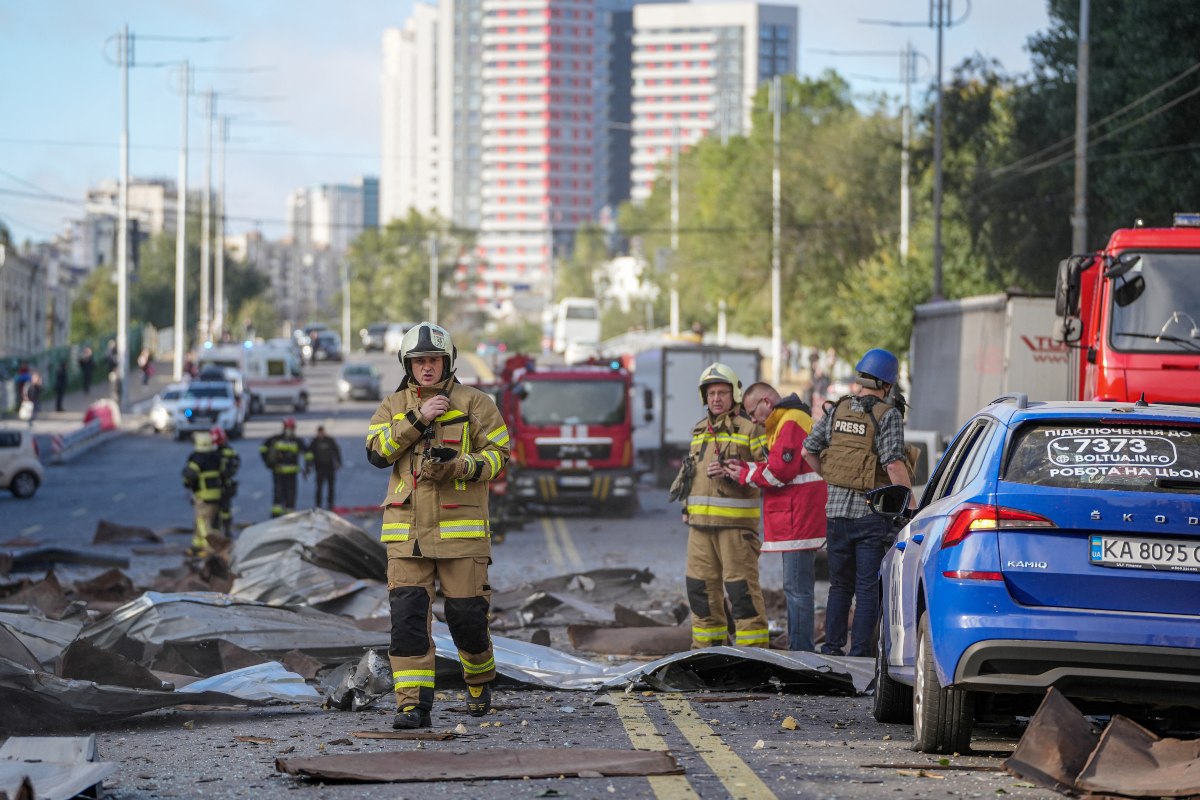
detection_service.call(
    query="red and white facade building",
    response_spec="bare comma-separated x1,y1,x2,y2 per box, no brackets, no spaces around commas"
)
473,0,598,309
630,2,797,202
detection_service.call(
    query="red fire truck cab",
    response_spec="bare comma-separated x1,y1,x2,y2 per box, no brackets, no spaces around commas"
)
1056,213,1200,403
493,354,639,518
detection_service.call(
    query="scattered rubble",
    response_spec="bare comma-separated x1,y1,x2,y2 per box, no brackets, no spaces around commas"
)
1006,687,1200,798
0,735,116,800
275,747,683,783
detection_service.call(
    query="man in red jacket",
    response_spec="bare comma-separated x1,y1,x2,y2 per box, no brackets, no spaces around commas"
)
723,382,828,651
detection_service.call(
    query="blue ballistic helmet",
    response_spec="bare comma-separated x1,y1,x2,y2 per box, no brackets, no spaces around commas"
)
855,348,899,388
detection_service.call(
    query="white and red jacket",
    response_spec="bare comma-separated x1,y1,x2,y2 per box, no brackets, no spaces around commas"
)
734,394,827,551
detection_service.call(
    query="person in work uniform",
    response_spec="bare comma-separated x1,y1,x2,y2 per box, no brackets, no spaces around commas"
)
676,362,770,650
211,427,240,536
260,417,310,517
307,425,342,509
182,430,226,556
365,322,509,730
803,348,913,657
723,382,828,651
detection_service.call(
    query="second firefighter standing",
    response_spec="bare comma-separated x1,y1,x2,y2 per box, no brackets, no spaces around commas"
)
675,362,771,650
365,322,509,730
260,417,311,517
211,426,240,535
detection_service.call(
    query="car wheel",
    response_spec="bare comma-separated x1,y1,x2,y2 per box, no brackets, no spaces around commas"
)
872,621,913,724
913,612,974,754
10,470,39,499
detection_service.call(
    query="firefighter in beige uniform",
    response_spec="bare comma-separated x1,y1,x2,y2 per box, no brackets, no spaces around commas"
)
679,363,770,649
366,323,510,729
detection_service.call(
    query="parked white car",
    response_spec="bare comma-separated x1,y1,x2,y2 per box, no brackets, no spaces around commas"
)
148,383,186,433
0,426,44,498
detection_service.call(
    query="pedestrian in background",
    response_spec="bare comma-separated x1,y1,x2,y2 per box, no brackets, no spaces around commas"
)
674,362,770,650
724,382,827,651
137,347,155,385
53,360,68,412
78,346,95,395
307,425,342,509
260,417,309,517
803,348,913,657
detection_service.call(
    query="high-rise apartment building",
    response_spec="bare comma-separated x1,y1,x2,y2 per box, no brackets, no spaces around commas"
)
287,177,378,253
629,2,798,202
382,7,447,224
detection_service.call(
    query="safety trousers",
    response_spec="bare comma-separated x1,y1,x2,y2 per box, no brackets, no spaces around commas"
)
386,555,495,711
271,472,297,517
685,526,769,649
191,498,221,552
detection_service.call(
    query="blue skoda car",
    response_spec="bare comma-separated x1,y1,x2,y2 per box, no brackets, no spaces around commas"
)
871,396,1200,754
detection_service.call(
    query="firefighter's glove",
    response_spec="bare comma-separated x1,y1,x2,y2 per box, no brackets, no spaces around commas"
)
454,454,486,482
427,447,457,463
419,448,459,481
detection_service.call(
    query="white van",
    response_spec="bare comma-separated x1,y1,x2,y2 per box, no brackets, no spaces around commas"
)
552,297,601,354
243,344,309,413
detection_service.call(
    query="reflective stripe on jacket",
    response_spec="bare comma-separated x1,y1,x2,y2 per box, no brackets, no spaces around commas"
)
260,434,310,475
684,408,765,532
365,376,510,558
183,450,225,503
738,394,827,551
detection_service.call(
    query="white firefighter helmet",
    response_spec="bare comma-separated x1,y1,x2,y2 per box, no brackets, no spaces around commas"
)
192,430,215,452
698,362,743,404
398,322,456,379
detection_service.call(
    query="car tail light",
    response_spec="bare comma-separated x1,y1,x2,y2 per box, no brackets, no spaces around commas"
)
941,504,1056,549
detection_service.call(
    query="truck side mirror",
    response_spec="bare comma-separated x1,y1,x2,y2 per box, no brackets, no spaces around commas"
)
1113,274,1145,307
1055,258,1081,317
1104,252,1141,279
1054,315,1083,344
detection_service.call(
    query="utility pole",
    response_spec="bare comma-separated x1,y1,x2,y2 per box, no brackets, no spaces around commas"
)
214,114,228,340
770,75,783,387
931,0,945,300
342,260,352,359
199,89,214,344
669,123,680,336
116,25,131,409
900,42,914,263
1072,0,1090,253
173,60,190,381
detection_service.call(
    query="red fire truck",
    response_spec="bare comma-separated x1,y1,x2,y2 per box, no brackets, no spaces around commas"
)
488,354,639,520
1056,213,1200,403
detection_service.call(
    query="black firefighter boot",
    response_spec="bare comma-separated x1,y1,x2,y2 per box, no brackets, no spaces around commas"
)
392,705,432,730
466,683,492,717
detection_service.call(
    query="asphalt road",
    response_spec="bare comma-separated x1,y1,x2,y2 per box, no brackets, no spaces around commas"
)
2,350,1059,799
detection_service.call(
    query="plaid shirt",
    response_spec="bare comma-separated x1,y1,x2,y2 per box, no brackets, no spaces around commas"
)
804,395,906,519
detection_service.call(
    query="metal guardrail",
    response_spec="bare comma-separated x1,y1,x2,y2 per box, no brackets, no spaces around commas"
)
50,419,105,464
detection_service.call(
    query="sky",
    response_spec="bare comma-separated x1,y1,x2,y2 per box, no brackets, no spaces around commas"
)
0,0,1053,248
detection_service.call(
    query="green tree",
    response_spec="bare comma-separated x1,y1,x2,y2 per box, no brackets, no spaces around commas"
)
556,223,605,300
343,210,475,340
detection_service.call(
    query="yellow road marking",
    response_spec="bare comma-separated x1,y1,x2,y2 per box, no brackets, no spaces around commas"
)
553,516,583,569
541,516,565,569
612,693,699,799
658,694,777,800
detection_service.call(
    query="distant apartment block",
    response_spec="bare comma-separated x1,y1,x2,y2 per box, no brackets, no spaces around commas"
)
287,177,379,253
75,178,201,270
228,231,339,326
629,2,798,201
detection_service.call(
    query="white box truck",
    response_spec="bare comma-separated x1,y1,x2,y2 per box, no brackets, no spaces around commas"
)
632,345,761,486
908,292,1070,444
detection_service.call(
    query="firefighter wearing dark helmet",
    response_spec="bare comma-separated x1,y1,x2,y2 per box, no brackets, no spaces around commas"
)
366,322,509,730
260,417,310,517
802,348,913,657
675,362,770,650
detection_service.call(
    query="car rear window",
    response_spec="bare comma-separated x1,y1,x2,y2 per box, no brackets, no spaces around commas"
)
185,385,232,399
1003,421,1200,493
0,432,20,448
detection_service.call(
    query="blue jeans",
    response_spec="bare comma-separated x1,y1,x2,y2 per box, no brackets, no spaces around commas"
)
782,549,816,651
821,514,892,657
